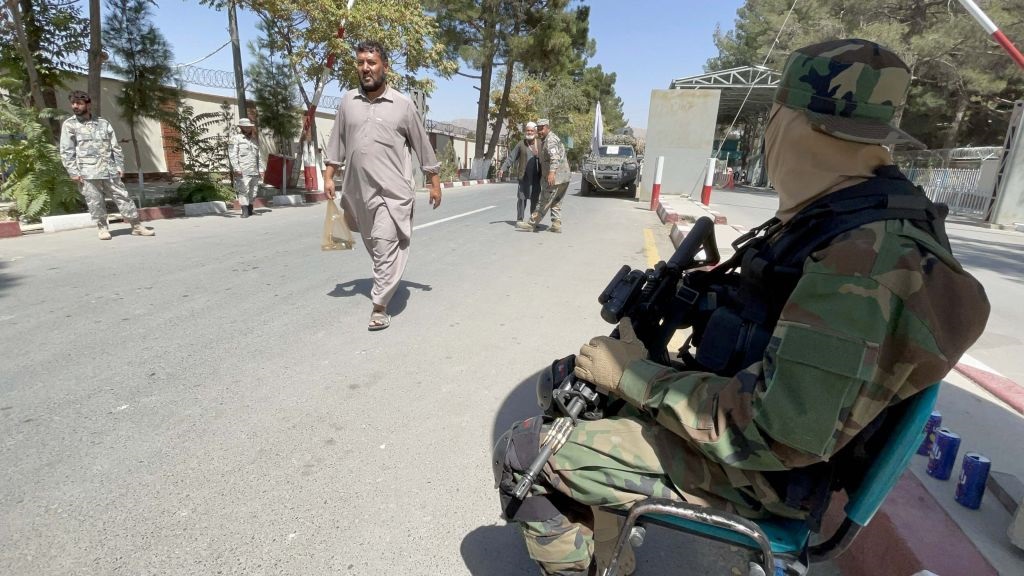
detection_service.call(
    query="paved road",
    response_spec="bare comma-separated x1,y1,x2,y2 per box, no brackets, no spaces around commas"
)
1,180,836,575
702,186,1024,385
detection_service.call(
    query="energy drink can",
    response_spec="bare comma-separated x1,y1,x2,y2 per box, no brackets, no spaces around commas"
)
926,428,961,480
917,411,942,455
955,453,991,510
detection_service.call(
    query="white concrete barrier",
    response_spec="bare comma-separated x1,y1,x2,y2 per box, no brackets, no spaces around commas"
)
41,212,95,233
272,194,305,206
183,201,228,216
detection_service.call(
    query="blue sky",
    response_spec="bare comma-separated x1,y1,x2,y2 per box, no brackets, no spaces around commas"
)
149,1,746,129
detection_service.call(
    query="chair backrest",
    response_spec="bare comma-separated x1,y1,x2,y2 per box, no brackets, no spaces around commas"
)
844,383,940,526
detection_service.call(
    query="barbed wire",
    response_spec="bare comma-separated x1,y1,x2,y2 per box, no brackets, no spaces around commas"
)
177,65,237,89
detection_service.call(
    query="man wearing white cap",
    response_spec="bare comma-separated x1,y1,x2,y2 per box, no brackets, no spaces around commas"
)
498,121,542,224
228,118,262,218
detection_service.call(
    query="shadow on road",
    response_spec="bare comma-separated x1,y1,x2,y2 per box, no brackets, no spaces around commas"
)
948,236,1024,285
0,260,18,297
461,524,537,575
326,278,433,316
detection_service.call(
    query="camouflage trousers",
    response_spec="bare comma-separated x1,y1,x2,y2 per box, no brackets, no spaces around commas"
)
80,177,139,227
507,408,783,575
530,181,569,225
234,175,260,206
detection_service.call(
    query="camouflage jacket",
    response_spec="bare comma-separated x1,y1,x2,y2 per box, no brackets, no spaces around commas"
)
228,133,261,177
616,219,989,506
540,131,571,185
59,115,123,179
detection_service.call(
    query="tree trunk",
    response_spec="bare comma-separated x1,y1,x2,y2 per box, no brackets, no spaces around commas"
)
130,123,145,203
474,43,495,158
5,0,47,114
943,91,970,150
88,0,102,116
485,60,515,160
228,1,248,119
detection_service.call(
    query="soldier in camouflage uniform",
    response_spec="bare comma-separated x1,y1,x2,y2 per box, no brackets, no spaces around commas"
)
517,118,570,233
59,91,155,240
494,40,991,575
228,118,262,218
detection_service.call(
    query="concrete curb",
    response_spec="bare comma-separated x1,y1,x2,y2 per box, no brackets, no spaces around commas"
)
441,179,493,189
954,362,1024,416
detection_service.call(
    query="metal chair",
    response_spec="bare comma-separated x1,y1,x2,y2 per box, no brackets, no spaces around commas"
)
601,383,941,576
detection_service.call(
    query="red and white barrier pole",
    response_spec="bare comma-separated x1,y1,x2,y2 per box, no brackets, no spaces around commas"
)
701,157,715,206
649,156,665,211
958,0,1024,69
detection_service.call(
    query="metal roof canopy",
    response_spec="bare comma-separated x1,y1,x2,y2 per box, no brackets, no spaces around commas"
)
669,65,781,124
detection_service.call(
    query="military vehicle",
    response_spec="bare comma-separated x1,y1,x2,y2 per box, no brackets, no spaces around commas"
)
580,138,641,196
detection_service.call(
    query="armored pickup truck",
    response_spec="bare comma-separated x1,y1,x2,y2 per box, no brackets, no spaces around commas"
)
580,144,640,196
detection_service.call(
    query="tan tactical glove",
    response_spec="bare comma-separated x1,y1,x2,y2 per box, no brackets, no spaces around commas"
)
574,318,648,395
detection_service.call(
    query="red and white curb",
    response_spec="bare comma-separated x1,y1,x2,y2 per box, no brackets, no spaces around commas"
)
441,179,494,189
955,354,1024,415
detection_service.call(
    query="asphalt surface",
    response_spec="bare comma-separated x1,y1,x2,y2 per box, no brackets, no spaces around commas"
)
701,186,1024,386
0,180,843,575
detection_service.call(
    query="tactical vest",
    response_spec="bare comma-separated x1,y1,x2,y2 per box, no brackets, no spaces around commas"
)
681,165,950,377
679,166,950,527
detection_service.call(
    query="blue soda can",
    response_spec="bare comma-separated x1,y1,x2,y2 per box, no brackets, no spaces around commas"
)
955,453,991,510
926,428,961,480
917,411,942,455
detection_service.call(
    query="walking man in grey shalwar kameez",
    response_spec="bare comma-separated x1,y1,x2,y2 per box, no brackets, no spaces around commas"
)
323,40,442,331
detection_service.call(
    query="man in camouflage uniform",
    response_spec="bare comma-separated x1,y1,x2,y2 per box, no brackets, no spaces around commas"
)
493,39,991,575
517,118,570,233
59,90,155,240
228,118,262,218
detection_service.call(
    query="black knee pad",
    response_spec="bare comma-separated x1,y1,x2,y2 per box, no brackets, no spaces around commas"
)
492,416,561,522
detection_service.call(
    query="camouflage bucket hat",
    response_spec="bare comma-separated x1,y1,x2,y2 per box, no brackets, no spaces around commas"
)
774,38,925,149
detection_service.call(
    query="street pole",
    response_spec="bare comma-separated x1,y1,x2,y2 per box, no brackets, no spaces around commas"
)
88,0,102,116
228,0,248,119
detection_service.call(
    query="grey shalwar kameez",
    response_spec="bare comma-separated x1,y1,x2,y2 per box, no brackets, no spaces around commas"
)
324,86,439,309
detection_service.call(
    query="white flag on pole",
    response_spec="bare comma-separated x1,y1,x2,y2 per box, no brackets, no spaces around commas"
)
591,101,603,158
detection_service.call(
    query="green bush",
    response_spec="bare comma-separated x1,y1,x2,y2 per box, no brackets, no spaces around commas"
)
176,179,234,204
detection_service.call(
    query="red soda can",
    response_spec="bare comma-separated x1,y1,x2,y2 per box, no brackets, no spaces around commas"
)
955,453,991,510
926,428,961,481
917,410,942,456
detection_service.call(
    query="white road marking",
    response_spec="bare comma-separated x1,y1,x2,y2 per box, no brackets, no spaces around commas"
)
413,206,496,230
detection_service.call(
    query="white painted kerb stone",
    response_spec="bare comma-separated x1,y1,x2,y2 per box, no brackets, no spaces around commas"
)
272,194,305,206
42,212,95,233
184,201,228,216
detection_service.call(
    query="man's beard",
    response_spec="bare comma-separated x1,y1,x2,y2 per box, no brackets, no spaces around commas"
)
74,110,89,118
360,74,384,92
525,135,535,141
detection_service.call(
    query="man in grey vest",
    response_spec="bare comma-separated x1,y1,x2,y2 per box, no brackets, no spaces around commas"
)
59,90,155,240
228,118,262,218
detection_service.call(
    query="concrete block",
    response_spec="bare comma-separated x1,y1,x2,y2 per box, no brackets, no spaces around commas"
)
183,201,228,216
0,220,22,238
987,470,1023,515
1010,500,1024,550
41,212,94,233
272,194,305,206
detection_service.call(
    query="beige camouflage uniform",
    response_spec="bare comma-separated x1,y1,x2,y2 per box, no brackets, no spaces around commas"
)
59,115,140,227
228,132,261,207
531,130,570,228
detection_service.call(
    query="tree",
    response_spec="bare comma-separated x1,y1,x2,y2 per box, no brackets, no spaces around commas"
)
246,20,301,154
708,0,1024,149
0,80,81,220
103,0,180,195
1,0,89,139
428,0,591,173
203,0,456,169
169,101,234,203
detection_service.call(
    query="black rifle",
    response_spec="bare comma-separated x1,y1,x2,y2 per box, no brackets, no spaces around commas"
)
513,217,720,500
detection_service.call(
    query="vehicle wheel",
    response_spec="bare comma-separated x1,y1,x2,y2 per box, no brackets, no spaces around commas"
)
580,178,591,196
627,182,637,197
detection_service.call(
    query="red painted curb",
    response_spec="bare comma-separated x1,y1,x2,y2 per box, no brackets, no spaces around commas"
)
954,363,1024,415
831,471,997,576
302,192,327,203
0,220,22,238
231,198,270,210
138,206,180,222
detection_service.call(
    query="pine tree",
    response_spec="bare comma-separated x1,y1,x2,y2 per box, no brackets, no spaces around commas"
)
102,0,180,195
246,21,301,155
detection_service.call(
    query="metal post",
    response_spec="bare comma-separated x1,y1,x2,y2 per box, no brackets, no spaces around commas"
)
701,157,716,206
649,156,664,211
